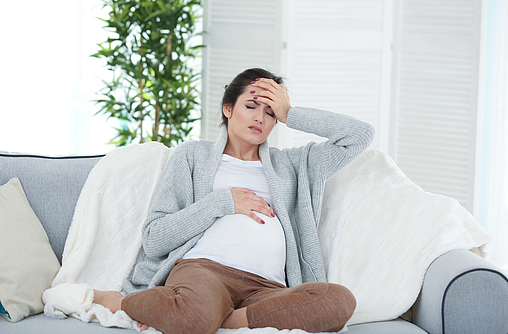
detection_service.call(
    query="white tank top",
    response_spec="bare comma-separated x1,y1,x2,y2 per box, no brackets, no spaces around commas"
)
183,154,287,285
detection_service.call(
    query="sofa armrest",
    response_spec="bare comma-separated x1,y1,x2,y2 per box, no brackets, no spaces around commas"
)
412,249,508,334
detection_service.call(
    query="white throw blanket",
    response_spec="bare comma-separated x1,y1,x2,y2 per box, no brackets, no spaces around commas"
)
42,145,490,333
318,149,491,325
43,142,174,331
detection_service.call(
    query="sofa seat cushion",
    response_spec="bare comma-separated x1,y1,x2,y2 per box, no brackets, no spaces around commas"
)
0,313,137,333
1,315,425,334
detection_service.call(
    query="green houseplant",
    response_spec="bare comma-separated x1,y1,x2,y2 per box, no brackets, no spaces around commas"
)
93,0,202,147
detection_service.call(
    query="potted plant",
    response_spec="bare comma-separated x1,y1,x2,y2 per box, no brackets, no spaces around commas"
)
93,0,202,147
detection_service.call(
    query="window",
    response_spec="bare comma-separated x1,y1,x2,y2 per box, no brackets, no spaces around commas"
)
0,0,114,155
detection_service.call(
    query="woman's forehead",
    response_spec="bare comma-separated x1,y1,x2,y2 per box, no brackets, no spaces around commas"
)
238,88,271,107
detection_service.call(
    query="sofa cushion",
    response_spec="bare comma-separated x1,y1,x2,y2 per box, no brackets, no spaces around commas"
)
0,152,104,262
1,315,426,334
0,177,61,322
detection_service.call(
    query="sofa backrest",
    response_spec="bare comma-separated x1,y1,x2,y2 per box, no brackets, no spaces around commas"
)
0,152,104,263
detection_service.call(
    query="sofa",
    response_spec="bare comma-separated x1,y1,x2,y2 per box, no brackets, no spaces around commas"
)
1,149,508,334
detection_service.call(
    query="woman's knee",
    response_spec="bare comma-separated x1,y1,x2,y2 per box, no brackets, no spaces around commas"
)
249,282,356,333
322,283,356,331
327,283,356,316
300,282,356,332
300,282,356,310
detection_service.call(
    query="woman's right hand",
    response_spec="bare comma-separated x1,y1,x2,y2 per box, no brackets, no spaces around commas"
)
230,187,276,224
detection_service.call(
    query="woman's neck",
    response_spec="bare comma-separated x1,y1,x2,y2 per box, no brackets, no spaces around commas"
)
223,141,260,161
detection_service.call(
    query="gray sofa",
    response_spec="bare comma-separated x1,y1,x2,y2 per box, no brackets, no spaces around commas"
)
1,151,508,334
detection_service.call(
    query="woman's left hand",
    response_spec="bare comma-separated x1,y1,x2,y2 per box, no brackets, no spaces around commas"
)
250,78,292,123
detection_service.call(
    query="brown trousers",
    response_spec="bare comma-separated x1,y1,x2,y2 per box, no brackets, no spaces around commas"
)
122,258,356,334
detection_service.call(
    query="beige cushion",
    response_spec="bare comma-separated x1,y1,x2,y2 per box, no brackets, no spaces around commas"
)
0,177,61,322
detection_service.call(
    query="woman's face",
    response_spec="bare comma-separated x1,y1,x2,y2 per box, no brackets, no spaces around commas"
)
223,84,277,147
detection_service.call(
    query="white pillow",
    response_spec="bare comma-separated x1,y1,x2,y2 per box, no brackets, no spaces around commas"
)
318,149,490,325
0,177,61,322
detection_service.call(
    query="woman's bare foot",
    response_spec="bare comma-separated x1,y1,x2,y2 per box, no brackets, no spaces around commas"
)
221,307,248,329
138,322,149,331
93,290,124,313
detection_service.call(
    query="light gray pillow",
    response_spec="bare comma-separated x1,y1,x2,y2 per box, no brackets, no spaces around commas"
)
0,177,61,322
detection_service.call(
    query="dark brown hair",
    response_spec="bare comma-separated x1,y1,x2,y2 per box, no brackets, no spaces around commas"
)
221,68,284,127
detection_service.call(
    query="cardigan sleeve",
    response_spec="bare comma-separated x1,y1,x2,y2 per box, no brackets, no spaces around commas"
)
141,141,236,259
284,106,375,180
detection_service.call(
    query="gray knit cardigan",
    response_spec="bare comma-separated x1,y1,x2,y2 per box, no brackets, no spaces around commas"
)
123,106,375,294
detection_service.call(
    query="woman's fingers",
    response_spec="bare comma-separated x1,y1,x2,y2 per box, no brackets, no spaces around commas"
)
251,79,279,100
250,79,290,123
251,201,276,220
248,211,266,225
252,78,285,96
234,188,273,219
254,77,280,90
230,187,276,223
254,88,276,102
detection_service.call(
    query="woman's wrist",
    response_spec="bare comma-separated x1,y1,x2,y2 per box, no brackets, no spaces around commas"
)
279,114,288,124
278,107,291,124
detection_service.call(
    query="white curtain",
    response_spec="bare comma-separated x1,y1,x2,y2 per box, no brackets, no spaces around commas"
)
477,0,508,273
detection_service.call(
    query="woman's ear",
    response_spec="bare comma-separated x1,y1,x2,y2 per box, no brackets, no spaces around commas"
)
223,104,232,119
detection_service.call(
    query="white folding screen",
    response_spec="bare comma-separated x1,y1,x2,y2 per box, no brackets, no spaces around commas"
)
202,0,392,149
201,0,483,213
392,0,482,212
201,0,282,141
281,0,391,150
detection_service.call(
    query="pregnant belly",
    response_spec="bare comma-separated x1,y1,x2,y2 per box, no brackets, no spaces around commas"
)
182,213,286,284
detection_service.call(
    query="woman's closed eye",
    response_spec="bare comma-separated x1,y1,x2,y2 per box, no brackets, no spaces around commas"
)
245,103,275,117
265,106,275,118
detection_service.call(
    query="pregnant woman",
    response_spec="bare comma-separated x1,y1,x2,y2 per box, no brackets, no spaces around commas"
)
94,67,375,334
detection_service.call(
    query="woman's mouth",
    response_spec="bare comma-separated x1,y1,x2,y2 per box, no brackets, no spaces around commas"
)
249,126,262,134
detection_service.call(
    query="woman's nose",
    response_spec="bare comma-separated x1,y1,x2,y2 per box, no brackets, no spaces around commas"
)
253,108,264,122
